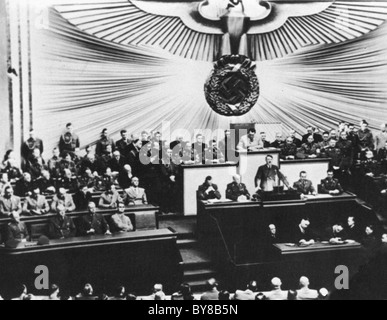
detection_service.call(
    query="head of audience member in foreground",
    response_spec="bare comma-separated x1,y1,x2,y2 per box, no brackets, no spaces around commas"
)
288,290,298,301
271,278,282,290
255,293,267,301
299,276,310,289
81,284,94,297
247,280,258,292
382,234,387,244
206,278,219,292
318,288,329,300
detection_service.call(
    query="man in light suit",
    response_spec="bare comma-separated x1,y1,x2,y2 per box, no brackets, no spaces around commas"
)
293,171,317,195
265,278,288,301
123,177,148,206
237,128,263,152
296,277,319,300
22,187,50,216
255,155,290,193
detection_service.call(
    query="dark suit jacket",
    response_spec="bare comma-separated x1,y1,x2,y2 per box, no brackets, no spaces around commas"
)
322,226,347,242
321,178,344,194
73,191,93,211
198,183,222,201
108,156,128,173
291,225,316,243
346,226,362,242
302,133,323,144
226,182,250,201
255,165,288,189
79,213,109,236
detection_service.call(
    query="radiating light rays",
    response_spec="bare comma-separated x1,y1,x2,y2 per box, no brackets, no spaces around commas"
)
32,7,387,153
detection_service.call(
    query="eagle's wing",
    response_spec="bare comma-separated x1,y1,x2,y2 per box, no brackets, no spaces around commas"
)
248,1,387,60
54,0,223,62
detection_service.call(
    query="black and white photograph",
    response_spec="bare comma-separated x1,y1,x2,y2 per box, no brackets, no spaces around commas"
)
1,0,387,303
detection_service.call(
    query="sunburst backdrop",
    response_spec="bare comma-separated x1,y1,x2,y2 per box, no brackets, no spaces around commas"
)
31,4,387,152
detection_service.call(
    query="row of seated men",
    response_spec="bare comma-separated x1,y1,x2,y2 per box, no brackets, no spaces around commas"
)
2,200,136,245
0,176,149,217
198,170,344,204
1,277,329,301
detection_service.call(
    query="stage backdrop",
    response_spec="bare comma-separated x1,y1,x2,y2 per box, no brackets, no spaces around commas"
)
29,3,387,154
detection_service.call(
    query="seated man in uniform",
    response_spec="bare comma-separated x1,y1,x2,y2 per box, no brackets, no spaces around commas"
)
280,137,297,160
7,211,30,242
321,170,344,195
296,135,319,159
22,187,50,216
51,188,76,213
198,176,222,201
346,216,361,243
322,223,347,244
292,218,316,246
111,202,134,233
293,171,317,196
255,155,291,193
79,202,111,236
0,186,22,217
237,128,263,152
123,177,148,206
226,175,250,202
205,140,225,164
48,204,76,239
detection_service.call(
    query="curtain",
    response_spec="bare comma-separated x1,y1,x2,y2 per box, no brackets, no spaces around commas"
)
31,7,387,154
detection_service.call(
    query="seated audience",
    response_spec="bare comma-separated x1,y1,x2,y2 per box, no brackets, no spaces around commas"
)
265,278,288,301
226,175,250,202
51,188,76,213
237,128,263,152
280,137,297,160
14,172,33,197
292,218,316,245
108,151,127,175
73,185,93,211
75,284,97,300
123,177,148,206
35,170,56,195
302,126,323,144
48,204,76,240
79,202,111,236
118,165,134,191
321,170,344,195
346,216,361,242
0,186,22,217
234,281,258,301
47,148,62,178
25,148,46,180
266,224,280,245
289,130,302,148
260,132,271,149
219,291,231,301
111,202,134,233
0,172,11,196
59,123,80,158
361,150,380,178
171,283,195,301
363,225,378,251
322,223,347,244
296,277,318,300
22,187,50,216
200,279,219,301
318,131,331,155
293,171,317,196
2,150,22,181
109,286,126,301
205,140,225,163
57,168,78,194
7,212,30,242
297,135,319,159
21,129,44,163
270,133,284,149
58,153,77,176
99,183,122,209
79,153,103,176
198,176,222,201
142,284,166,301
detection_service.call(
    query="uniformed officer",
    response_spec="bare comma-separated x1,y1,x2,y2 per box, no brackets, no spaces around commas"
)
337,131,354,171
48,204,76,239
280,137,298,160
321,170,344,195
79,202,111,236
226,174,251,201
7,212,30,242
296,135,319,159
293,171,317,195
361,150,380,178
324,138,343,172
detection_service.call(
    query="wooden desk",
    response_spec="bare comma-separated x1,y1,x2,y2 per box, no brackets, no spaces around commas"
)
274,242,362,255
280,158,330,190
181,163,238,215
0,229,182,298
238,149,280,194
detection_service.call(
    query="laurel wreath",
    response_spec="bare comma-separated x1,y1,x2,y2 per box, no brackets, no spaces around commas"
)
204,55,260,117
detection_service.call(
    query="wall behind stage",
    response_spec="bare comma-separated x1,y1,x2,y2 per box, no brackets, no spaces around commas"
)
0,0,11,154
30,5,387,154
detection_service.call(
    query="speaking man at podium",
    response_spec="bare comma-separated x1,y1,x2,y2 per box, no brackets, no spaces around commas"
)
255,155,291,193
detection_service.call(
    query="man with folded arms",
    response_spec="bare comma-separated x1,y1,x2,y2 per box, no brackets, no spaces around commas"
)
22,187,50,216
79,202,111,236
111,202,134,233
0,186,22,217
